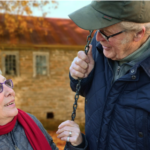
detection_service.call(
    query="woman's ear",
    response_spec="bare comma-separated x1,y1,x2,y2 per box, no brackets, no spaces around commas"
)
134,26,146,42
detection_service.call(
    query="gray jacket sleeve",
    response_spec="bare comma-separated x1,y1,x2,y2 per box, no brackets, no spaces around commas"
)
27,113,58,150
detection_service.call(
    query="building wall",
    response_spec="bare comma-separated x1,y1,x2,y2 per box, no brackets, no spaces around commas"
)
0,45,86,130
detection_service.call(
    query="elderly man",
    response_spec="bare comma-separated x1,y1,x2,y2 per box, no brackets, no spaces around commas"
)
69,1,150,150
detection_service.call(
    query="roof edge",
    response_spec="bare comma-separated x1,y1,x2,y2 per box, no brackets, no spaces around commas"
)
0,44,85,50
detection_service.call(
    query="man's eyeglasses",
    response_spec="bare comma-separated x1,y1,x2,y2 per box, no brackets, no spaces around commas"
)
98,29,126,41
0,79,13,93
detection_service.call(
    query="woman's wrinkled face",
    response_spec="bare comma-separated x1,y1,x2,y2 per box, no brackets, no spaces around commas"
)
0,75,18,125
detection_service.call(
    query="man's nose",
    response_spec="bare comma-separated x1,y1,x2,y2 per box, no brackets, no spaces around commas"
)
96,31,107,42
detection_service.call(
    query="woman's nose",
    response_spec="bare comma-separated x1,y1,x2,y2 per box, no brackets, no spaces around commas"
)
3,84,15,97
96,30,107,42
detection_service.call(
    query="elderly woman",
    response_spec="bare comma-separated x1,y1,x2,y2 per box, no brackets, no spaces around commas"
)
0,74,87,150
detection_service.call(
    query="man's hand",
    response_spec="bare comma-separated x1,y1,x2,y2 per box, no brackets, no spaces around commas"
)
69,44,95,79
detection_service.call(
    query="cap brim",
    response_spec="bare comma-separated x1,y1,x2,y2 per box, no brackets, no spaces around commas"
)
69,4,121,30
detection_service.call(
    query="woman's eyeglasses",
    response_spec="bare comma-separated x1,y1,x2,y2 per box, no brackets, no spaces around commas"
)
98,29,126,41
0,79,13,93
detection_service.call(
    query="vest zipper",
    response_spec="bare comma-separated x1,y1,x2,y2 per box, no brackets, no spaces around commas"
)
107,58,114,86
117,66,120,75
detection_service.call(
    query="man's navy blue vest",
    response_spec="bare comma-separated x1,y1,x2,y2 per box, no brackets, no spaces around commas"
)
70,33,150,150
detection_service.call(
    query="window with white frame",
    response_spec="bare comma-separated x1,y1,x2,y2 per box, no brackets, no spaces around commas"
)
33,52,49,77
1,51,19,76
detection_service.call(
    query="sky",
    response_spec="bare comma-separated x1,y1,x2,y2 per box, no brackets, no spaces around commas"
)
33,1,91,19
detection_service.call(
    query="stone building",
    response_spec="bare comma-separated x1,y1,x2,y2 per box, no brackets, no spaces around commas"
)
0,16,93,130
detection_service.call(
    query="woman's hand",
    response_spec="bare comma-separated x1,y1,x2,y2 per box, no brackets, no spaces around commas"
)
56,120,83,146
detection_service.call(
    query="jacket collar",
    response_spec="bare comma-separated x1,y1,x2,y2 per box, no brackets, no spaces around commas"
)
96,42,150,78
96,42,103,53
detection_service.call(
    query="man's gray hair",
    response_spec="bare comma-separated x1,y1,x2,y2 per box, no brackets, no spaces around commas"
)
120,21,150,35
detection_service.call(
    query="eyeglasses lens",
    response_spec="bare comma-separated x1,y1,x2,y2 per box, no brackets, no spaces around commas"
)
102,34,107,41
0,80,13,93
5,80,13,88
99,30,108,41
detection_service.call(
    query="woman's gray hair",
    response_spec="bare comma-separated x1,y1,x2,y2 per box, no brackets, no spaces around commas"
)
120,21,150,35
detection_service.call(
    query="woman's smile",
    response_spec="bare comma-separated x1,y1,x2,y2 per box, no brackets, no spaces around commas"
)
4,100,15,107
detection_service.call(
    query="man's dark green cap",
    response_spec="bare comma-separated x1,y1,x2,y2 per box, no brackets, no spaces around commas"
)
69,1,150,30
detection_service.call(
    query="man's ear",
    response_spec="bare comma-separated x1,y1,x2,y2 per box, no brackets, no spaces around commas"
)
134,26,146,42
